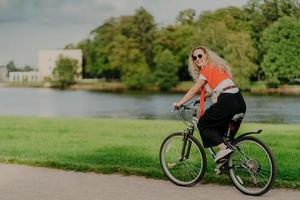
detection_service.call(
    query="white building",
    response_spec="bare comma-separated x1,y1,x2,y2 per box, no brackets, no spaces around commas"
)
9,71,42,82
0,66,8,82
38,49,83,80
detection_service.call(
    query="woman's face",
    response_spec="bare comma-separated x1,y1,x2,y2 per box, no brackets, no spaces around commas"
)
192,48,208,68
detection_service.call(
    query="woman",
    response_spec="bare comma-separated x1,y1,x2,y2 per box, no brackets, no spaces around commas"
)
173,46,246,163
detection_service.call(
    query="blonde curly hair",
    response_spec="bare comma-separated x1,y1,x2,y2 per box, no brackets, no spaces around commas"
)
188,46,232,81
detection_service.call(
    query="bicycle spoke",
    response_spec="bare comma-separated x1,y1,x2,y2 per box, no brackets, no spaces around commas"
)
184,162,199,178
184,163,194,181
254,173,267,187
160,134,205,186
228,137,275,195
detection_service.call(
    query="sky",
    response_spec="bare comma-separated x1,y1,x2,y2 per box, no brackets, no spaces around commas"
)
0,0,248,67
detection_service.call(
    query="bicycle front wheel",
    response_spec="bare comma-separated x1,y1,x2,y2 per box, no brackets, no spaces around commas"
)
159,132,206,187
228,136,276,196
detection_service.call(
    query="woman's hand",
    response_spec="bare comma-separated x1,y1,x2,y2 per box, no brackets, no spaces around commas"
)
174,79,206,108
172,102,182,110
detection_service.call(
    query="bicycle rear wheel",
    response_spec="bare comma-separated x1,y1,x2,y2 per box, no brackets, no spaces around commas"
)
159,132,206,187
228,136,276,196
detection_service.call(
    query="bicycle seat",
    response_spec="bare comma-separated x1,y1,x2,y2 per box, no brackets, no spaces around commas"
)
227,113,244,139
231,113,244,122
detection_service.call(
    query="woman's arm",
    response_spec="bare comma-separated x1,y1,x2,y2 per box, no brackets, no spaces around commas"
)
175,79,206,107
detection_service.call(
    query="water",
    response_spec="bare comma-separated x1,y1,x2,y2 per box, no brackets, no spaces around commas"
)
0,87,299,124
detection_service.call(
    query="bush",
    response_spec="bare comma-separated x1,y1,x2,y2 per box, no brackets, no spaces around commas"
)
262,16,300,83
154,50,180,91
266,80,280,88
53,55,79,89
121,49,152,90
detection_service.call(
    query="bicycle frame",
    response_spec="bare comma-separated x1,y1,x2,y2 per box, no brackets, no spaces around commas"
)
168,100,275,195
177,99,264,163
178,104,263,162
179,105,219,161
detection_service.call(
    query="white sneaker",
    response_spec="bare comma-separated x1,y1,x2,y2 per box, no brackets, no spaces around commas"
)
214,148,233,162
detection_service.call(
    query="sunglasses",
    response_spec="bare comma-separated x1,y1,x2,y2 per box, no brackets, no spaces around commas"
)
192,54,203,61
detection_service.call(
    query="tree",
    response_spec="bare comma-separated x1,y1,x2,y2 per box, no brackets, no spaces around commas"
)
66,3,300,88
176,9,196,25
23,65,34,72
195,20,257,89
197,7,249,32
74,39,95,79
108,34,138,72
130,7,157,68
225,31,258,89
243,0,300,68
194,21,230,57
53,55,79,89
153,24,197,80
121,49,152,89
6,61,17,72
154,49,180,91
87,17,122,79
261,16,300,83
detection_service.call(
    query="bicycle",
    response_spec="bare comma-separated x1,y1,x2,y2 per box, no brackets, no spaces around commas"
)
159,99,276,196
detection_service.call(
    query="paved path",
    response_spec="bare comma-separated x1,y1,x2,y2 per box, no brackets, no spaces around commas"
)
0,163,298,200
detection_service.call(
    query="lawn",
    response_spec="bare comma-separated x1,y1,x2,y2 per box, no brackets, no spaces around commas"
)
0,116,299,189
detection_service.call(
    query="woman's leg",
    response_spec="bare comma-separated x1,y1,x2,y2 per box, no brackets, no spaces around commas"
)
198,126,224,148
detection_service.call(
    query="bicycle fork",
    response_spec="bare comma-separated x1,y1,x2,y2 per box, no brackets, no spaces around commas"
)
180,128,194,161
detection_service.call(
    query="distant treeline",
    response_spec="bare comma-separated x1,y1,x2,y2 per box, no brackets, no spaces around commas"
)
1,61,34,72
66,0,300,90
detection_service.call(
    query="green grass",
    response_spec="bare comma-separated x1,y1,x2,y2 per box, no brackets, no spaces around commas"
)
0,116,299,189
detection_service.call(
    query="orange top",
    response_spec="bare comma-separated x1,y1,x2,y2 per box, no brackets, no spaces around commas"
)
199,64,230,116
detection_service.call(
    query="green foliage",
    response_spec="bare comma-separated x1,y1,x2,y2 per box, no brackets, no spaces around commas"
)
176,9,196,25
70,1,300,90
195,6,258,89
53,55,79,89
121,49,152,90
130,7,157,67
154,24,197,80
6,60,17,72
23,65,34,72
243,0,300,65
224,31,258,89
261,16,300,83
88,17,121,78
195,21,229,56
154,50,180,90
5,61,34,72
79,7,156,81
195,19,257,89
73,39,95,79
197,7,249,32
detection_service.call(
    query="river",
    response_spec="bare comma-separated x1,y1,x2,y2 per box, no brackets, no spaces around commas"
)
0,87,299,124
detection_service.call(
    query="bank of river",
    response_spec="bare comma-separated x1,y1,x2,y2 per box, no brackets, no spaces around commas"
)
4,81,300,95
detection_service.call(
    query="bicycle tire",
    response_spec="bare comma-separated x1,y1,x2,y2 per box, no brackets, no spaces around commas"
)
228,136,276,196
159,132,207,187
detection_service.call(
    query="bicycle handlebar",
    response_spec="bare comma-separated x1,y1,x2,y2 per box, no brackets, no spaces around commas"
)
182,99,200,110
171,99,200,125
171,99,200,112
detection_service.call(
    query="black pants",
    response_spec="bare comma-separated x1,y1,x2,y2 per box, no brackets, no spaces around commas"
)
197,91,246,148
